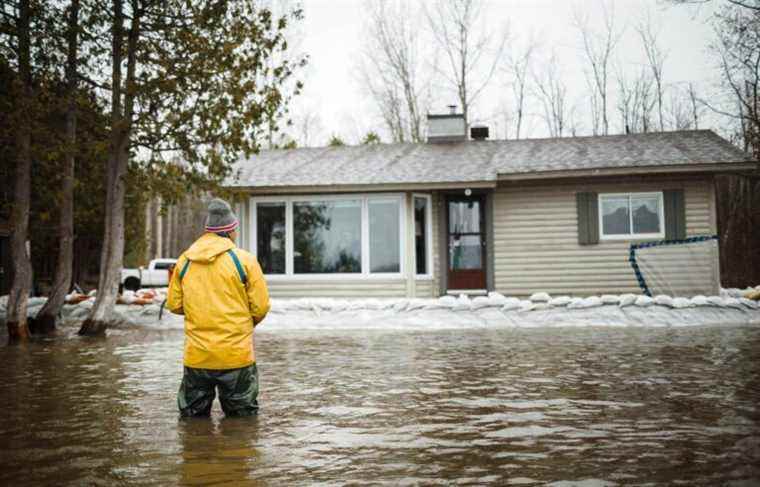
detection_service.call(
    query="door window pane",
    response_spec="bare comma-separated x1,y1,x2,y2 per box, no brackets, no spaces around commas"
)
369,200,400,273
601,197,630,235
256,202,286,274
414,197,428,275
293,200,361,273
631,196,661,234
448,200,480,233
449,235,482,270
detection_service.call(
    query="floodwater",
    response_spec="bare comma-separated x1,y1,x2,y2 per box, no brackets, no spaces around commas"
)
2,323,760,486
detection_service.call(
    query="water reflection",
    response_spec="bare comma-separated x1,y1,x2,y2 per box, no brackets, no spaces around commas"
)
179,417,261,486
1,325,759,485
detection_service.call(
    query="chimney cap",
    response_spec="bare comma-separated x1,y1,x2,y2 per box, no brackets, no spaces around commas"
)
470,126,489,141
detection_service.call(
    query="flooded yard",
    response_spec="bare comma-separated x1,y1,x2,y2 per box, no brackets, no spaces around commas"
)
2,323,760,485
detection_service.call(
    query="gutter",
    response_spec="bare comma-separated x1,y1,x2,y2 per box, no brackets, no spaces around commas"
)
496,162,759,181
226,180,498,194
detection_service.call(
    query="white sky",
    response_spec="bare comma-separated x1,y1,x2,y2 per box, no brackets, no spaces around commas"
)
288,0,720,146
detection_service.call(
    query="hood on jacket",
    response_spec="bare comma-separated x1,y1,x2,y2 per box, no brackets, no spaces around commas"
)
184,233,235,263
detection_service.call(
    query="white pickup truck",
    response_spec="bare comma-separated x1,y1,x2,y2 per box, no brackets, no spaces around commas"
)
121,258,177,291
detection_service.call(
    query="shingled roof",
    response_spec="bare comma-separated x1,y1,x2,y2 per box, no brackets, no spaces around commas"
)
228,130,755,189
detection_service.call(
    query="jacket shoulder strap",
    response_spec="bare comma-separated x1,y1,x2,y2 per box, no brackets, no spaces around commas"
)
179,259,191,280
227,249,248,285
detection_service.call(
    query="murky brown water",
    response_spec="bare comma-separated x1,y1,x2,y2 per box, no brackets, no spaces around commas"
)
2,323,760,486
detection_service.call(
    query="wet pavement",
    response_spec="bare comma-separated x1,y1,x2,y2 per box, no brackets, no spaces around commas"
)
1,323,760,485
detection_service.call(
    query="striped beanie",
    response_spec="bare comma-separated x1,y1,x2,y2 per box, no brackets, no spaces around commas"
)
205,198,239,233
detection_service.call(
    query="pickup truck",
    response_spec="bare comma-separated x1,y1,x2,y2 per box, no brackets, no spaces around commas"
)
121,258,177,291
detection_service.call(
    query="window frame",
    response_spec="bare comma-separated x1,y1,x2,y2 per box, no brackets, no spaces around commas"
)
251,199,288,275
250,193,406,280
235,201,252,252
598,191,666,241
412,193,434,279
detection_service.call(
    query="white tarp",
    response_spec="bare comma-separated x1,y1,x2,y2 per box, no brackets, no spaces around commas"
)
632,237,720,297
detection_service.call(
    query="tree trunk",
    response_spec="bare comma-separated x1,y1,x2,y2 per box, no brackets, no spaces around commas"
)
79,0,137,335
6,0,33,344
33,0,79,335
144,197,152,262
716,174,760,288
166,204,173,257
154,197,163,258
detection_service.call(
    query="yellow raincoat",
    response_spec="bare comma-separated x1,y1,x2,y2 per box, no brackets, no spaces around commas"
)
167,233,270,370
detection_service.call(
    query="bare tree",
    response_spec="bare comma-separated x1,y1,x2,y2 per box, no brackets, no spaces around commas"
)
585,77,603,135
636,11,667,131
567,102,583,137
425,0,508,132
696,2,760,287
574,0,623,135
293,107,323,147
616,66,656,133
533,52,569,138
368,81,406,142
667,88,695,130
668,0,759,11
711,4,760,157
688,82,701,129
359,0,430,143
665,83,703,130
485,103,513,140
503,36,535,139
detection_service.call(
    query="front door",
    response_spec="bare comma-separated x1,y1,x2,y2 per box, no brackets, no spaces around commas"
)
447,195,486,290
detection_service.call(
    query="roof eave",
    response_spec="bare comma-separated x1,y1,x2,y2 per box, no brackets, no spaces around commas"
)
226,180,498,194
496,162,759,181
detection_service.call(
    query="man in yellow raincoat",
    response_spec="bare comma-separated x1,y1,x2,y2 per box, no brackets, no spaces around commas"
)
167,198,270,417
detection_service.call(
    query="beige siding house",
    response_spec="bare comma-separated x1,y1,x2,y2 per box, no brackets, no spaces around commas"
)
227,114,756,298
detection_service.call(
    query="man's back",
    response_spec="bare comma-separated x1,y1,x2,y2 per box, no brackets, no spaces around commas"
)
168,197,269,418
167,232,270,370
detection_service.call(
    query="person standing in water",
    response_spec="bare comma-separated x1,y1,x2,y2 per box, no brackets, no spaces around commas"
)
167,198,270,417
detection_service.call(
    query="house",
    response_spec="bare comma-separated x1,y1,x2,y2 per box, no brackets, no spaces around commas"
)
225,113,757,298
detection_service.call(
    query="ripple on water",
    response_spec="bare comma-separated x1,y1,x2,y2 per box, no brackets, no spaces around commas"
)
1,325,759,485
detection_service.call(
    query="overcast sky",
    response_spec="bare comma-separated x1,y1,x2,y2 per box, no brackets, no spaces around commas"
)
287,0,720,146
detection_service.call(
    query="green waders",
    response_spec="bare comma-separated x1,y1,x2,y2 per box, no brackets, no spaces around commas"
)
177,363,259,417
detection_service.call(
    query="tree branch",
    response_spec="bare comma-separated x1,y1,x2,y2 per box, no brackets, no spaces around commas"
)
78,73,111,91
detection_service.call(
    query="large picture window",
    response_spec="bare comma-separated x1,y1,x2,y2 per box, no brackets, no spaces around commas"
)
251,194,410,277
294,200,361,273
599,192,664,239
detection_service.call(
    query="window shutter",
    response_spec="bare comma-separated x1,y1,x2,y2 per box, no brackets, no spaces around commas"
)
576,192,599,245
664,189,686,240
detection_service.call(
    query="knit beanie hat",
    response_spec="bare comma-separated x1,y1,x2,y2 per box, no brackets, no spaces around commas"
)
205,198,239,233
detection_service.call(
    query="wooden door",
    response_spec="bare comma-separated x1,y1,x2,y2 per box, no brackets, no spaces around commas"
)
447,196,486,290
